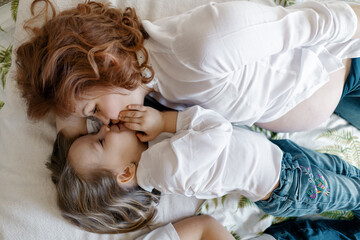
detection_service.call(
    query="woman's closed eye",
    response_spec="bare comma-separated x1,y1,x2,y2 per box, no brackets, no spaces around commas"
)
93,105,98,115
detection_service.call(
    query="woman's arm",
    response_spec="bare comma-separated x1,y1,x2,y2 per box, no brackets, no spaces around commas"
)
135,215,234,240
170,1,359,67
173,215,234,240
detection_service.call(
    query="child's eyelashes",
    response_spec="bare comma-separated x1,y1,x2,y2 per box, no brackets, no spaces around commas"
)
98,139,104,146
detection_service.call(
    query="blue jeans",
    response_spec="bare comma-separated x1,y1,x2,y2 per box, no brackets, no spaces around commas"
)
265,219,360,240
255,139,360,219
334,58,360,129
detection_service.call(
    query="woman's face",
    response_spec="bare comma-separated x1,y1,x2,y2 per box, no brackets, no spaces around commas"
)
73,87,146,125
68,124,145,178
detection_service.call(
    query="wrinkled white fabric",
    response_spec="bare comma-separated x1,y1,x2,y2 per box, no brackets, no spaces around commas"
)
137,106,283,201
143,1,360,125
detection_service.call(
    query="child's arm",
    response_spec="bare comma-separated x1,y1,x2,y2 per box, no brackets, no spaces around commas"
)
136,106,234,196
173,215,234,240
119,104,178,142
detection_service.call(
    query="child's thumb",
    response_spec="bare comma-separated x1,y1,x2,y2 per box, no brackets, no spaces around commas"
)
136,132,150,142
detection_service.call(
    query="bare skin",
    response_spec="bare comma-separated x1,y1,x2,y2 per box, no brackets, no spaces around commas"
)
256,58,352,132
257,4,360,132
173,215,234,240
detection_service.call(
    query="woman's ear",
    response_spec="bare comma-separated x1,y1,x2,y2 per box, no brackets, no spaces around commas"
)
116,163,136,185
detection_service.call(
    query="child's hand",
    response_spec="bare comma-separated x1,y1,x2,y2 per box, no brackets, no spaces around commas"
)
119,105,165,142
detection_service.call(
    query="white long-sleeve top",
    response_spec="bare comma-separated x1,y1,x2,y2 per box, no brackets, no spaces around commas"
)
137,106,283,201
143,1,360,125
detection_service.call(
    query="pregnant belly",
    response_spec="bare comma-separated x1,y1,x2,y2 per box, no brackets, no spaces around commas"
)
256,59,351,132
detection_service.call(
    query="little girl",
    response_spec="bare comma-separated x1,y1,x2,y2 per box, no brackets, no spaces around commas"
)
48,105,360,234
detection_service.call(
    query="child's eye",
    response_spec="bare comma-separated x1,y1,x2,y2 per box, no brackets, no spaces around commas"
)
98,139,104,146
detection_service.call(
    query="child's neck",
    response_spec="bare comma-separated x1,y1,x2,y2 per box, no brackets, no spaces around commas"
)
141,141,149,152
136,141,149,161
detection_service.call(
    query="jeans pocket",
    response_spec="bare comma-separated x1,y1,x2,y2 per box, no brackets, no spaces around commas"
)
290,157,304,202
295,167,302,201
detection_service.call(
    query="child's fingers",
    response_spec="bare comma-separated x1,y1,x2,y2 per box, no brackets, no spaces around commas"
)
122,122,143,131
119,110,143,118
127,104,147,111
119,116,143,124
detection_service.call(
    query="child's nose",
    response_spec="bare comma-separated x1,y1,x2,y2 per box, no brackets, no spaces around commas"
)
98,124,110,136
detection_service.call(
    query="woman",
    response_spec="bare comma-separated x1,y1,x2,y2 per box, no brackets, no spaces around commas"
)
15,0,360,135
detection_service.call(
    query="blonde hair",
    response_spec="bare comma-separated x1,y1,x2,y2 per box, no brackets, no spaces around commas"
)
47,132,160,233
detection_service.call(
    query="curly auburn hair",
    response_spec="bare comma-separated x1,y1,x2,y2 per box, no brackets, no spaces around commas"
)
47,132,160,234
16,0,153,120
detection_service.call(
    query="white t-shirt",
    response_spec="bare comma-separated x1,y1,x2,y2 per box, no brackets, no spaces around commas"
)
137,106,283,201
142,1,360,125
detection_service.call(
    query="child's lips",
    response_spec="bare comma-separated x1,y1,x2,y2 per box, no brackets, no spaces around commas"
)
110,123,121,132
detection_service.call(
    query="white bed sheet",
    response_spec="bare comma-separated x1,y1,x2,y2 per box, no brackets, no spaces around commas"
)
1,0,359,239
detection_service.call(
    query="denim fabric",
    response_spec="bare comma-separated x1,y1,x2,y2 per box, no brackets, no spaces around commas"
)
334,58,360,129
255,139,360,219
339,58,360,98
265,219,360,240
334,98,360,130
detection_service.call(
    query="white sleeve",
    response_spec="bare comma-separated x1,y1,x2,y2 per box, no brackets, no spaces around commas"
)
137,106,232,195
170,1,357,68
135,223,180,240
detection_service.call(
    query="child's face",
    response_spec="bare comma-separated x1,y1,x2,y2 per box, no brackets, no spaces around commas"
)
73,87,145,125
68,124,146,179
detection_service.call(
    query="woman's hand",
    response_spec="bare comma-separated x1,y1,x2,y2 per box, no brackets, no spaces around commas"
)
119,105,178,142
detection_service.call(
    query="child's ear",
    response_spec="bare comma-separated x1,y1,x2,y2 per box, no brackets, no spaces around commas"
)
116,163,136,185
